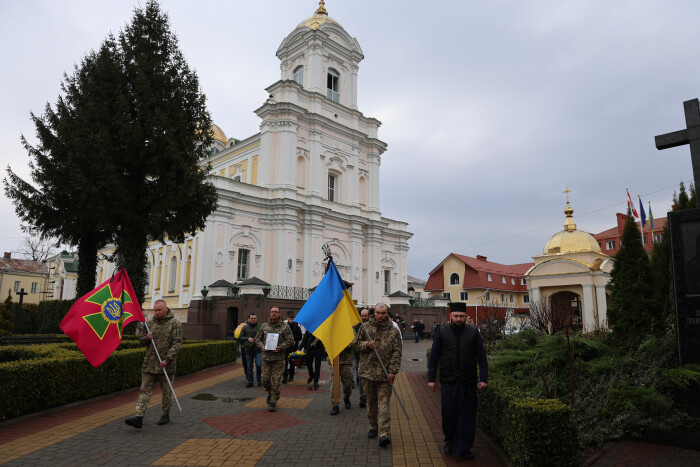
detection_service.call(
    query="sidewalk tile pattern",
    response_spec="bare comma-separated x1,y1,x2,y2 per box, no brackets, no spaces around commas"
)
203,410,306,437
244,397,311,409
152,439,273,466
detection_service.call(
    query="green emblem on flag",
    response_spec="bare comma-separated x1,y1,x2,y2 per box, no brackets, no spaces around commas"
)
82,284,134,340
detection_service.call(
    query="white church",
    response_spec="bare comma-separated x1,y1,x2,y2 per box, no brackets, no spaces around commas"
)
96,2,412,318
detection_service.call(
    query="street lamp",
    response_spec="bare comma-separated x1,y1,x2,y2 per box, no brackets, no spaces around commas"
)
475,289,490,326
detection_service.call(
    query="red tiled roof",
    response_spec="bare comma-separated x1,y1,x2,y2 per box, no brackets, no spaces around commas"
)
0,257,46,274
425,253,534,292
424,266,444,291
592,213,668,256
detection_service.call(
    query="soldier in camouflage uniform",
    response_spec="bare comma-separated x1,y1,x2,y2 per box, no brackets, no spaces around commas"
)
354,303,402,447
329,344,354,415
255,306,294,412
125,299,183,428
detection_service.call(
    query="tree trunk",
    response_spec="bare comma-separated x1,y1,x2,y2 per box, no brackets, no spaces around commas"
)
115,230,148,305
76,233,99,298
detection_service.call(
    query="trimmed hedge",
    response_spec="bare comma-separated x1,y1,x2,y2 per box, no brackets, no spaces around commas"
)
478,382,579,466
0,340,237,419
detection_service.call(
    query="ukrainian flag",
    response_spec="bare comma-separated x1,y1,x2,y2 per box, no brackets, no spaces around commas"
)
295,259,361,362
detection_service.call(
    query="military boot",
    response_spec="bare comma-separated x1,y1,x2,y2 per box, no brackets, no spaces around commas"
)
125,416,143,428
157,414,170,425
344,397,351,409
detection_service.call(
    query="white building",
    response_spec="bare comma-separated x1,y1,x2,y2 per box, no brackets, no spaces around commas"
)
97,3,412,317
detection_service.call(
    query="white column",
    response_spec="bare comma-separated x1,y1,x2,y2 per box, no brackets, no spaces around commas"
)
581,284,595,333
595,285,608,329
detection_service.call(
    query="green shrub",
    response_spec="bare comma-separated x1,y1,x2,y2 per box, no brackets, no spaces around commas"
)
0,339,237,419
34,300,75,333
478,382,579,466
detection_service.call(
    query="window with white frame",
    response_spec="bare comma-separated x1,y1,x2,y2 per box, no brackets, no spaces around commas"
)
523,294,530,303
486,273,492,281
501,276,506,283
327,68,339,102
293,66,304,85
654,233,663,243
168,257,177,292
460,291,468,301
328,173,337,202
606,240,615,250
450,273,460,285
484,291,490,301
13,281,20,293
509,294,514,303
500,293,505,303
521,277,526,285
510,277,515,285
31,282,38,293
384,270,391,295
443,292,451,300
238,249,250,280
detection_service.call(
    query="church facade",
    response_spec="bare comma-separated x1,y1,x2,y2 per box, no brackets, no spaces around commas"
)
96,3,412,318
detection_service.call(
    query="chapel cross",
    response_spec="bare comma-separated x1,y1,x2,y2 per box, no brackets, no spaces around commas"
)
16,288,28,309
655,98,700,208
563,186,571,203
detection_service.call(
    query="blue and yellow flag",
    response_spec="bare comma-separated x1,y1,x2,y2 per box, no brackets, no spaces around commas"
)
295,259,361,362
649,201,655,234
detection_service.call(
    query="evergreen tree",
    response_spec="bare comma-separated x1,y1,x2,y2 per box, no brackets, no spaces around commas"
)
0,290,14,336
111,1,217,301
649,223,673,329
608,208,657,350
675,181,690,211
5,2,217,302
4,38,125,297
688,182,697,208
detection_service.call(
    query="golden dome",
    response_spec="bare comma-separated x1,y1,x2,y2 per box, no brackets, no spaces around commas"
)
296,1,344,30
542,192,602,256
211,123,227,145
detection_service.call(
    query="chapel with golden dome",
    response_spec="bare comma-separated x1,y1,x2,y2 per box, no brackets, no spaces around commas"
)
525,189,613,332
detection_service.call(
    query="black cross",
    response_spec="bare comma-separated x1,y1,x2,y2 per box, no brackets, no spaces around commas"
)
16,288,28,308
655,98,700,208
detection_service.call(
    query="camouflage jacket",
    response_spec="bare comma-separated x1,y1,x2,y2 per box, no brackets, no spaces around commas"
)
354,317,402,381
337,344,353,366
140,311,183,374
255,319,294,362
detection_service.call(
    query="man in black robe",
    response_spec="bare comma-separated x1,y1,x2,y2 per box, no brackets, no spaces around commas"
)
428,302,488,459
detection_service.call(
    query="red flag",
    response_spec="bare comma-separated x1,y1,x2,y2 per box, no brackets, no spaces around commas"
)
626,188,639,218
60,269,145,368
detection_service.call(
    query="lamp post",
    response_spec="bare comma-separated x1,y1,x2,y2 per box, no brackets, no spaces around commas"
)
475,289,490,326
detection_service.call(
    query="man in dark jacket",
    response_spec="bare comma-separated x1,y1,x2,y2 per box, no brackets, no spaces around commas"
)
283,311,303,383
428,302,488,459
125,299,183,428
239,313,262,388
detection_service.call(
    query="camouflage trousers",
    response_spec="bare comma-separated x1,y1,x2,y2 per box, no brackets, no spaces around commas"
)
135,372,175,417
262,359,286,404
329,364,353,406
363,378,393,438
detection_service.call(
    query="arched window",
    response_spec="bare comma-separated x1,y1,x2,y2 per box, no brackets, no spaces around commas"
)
328,172,338,202
168,256,177,292
327,68,339,102
449,273,460,285
293,66,304,85
184,254,191,286
146,262,152,292
296,156,306,189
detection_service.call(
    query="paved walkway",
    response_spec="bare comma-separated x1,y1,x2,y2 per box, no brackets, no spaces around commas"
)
0,341,500,466
1,340,698,466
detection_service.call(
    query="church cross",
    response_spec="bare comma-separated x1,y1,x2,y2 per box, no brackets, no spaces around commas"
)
563,186,571,203
16,288,28,308
655,98,700,208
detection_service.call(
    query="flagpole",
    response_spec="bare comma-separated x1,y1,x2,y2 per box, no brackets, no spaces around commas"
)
360,321,410,420
143,321,182,412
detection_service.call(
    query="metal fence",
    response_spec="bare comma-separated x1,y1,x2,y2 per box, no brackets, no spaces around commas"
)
411,298,435,308
267,285,312,301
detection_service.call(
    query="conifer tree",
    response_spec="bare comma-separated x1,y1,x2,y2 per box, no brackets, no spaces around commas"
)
0,291,14,336
607,208,657,349
111,1,217,300
4,38,124,297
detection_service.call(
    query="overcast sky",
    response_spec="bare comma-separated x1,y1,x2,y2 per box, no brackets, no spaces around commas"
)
1,1,697,279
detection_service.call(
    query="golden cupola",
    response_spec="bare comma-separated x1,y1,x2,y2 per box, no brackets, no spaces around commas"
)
296,1,344,30
211,123,228,145
542,189,602,256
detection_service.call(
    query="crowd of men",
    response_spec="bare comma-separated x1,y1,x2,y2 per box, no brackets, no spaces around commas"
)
125,299,487,459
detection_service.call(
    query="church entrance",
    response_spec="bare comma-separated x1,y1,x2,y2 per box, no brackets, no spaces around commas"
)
549,291,582,332
226,307,239,338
